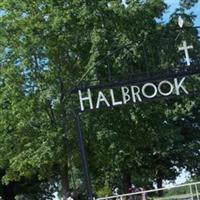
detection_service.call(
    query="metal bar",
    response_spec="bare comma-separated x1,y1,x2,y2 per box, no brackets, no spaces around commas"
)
168,26,200,31
195,183,200,200
70,65,200,93
74,111,93,200
189,185,194,200
97,182,200,200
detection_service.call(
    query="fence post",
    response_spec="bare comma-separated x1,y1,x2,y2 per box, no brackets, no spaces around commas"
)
142,192,146,200
74,111,93,200
189,184,194,200
195,183,199,200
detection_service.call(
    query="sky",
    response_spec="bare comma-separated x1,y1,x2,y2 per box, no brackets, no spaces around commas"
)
121,0,200,26
164,0,200,26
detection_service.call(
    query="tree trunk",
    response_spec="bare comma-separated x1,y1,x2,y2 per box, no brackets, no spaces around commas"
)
1,183,15,200
156,177,163,197
60,164,69,200
59,76,69,200
122,169,131,193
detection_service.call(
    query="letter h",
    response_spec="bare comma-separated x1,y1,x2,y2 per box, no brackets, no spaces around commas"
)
78,89,93,111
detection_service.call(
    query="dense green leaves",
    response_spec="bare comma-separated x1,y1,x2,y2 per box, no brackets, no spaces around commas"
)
0,0,200,199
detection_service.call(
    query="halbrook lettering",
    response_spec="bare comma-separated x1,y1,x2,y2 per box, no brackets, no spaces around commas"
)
78,77,188,111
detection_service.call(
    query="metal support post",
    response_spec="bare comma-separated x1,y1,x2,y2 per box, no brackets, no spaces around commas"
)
195,183,199,200
189,184,194,200
74,111,93,200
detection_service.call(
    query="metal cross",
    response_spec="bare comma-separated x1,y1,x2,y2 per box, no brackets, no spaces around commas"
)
178,40,193,66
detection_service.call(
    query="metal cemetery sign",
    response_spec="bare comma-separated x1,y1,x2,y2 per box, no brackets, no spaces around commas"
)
72,18,200,200
74,18,200,112
78,77,188,111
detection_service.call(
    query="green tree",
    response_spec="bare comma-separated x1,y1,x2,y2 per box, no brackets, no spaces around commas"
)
0,0,200,199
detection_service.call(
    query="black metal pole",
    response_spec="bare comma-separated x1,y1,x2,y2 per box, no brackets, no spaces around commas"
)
74,111,93,200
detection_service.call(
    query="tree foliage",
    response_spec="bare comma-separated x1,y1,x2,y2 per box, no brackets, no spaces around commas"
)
0,0,200,199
